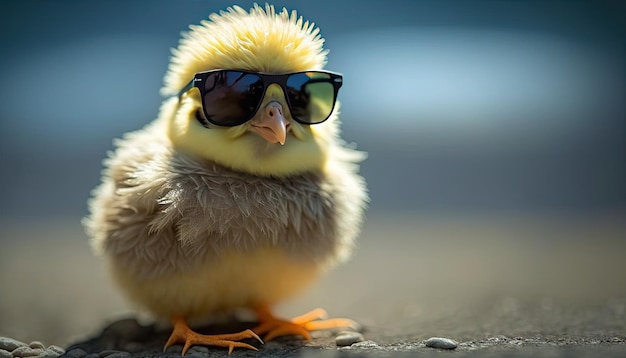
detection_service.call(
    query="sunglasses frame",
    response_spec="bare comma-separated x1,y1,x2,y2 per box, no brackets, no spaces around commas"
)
177,69,343,127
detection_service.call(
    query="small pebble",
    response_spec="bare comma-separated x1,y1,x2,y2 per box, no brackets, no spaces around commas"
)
0,349,11,358
348,322,364,333
46,346,65,355
63,348,87,358
12,346,43,357
38,351,64,358
28,342,45,350
350,340,380,349
0,337,26,352
187,345,210,354
119,343,142,353
164,344,183,354
425,337,458,350
101,353,130,358
335,331,365,347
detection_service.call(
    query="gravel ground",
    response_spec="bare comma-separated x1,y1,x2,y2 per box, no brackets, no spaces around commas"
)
1,214,625,357
60,315,626,357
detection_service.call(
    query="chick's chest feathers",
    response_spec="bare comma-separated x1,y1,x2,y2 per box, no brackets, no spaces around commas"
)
86,117,367,281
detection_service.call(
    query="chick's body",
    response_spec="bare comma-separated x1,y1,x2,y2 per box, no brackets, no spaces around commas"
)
89,107,365,318
85,4,367,351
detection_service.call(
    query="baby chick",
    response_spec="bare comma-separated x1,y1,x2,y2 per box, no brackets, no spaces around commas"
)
84,4,368,355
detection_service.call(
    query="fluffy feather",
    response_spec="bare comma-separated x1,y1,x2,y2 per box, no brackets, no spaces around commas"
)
161,4,328,96
85,3,368,325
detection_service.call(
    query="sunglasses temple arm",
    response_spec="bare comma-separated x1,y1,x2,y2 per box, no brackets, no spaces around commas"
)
176,80,195,100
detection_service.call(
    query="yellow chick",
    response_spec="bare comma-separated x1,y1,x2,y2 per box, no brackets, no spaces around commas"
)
84,4,368,355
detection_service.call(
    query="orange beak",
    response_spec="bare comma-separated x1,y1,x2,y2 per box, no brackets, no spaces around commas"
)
250,102,288,145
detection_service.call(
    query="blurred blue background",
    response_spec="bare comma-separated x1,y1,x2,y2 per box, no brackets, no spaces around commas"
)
1,0,624,219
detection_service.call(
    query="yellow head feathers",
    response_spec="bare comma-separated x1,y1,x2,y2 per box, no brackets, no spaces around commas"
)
160,4,343,177
161,4,328,96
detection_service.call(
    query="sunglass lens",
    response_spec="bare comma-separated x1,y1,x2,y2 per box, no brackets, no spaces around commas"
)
202,71,264,126
286,72,336,124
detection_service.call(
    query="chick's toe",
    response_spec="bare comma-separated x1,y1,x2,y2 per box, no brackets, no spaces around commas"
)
253,305,358,342
164,316,262,355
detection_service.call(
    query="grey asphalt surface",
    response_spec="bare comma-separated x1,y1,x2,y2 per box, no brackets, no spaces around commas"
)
1,214,625,357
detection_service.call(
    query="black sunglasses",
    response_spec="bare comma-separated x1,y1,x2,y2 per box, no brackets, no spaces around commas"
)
177,69,343,127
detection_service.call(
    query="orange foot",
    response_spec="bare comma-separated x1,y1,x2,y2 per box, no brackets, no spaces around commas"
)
164,316,263,355
253,305,359,342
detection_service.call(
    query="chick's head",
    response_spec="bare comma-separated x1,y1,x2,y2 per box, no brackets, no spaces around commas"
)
161,4,342,177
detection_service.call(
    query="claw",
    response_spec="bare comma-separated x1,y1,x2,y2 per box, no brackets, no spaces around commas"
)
164,316,262,355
